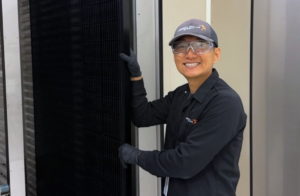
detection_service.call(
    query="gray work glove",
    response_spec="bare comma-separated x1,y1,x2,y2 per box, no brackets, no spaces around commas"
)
118,143,141,169
119,49,142,77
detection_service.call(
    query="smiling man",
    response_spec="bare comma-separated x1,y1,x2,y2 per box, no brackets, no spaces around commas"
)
118,19,247,196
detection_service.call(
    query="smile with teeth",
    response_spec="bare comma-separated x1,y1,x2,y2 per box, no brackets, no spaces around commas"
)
184,62,201,67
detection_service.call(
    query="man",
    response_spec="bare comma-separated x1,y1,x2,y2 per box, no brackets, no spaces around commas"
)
118,19,247,196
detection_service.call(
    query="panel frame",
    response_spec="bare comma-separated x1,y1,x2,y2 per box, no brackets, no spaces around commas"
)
18,0,36,195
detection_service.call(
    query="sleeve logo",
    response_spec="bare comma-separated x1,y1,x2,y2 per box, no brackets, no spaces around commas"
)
186,117,198,125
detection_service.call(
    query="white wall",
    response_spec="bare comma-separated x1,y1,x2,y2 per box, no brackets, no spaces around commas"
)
211,0,251,195
2,0,26,195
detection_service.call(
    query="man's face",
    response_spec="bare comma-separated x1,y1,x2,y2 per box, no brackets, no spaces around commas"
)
173,35,221,80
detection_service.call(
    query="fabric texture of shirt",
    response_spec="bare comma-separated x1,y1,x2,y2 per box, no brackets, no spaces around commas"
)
133,69,247,196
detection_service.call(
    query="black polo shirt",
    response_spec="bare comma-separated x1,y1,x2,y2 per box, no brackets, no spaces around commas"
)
132,69,247,196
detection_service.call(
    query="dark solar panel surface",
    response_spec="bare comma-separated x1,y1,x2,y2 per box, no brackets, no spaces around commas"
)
29,0,132,195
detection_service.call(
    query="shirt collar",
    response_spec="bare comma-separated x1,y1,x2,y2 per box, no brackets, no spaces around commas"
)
189,68,219,103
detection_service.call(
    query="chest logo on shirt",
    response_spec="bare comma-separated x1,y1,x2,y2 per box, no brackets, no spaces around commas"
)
186,117,197,125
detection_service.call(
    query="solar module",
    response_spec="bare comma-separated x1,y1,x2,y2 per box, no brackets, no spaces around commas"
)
20,0,133,195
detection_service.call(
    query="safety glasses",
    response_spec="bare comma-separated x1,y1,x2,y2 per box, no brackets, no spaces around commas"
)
171,40,214,54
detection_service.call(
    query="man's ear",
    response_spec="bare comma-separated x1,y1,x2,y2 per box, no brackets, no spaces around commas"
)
213,47,221,64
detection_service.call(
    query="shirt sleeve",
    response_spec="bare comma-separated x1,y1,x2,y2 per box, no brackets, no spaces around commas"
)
131,79,173,127
137,94,247,179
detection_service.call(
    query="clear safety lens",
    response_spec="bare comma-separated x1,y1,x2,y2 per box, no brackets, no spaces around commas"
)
172,41,213,54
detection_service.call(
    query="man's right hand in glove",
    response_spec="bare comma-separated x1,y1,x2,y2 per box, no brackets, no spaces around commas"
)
119,49,142,81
